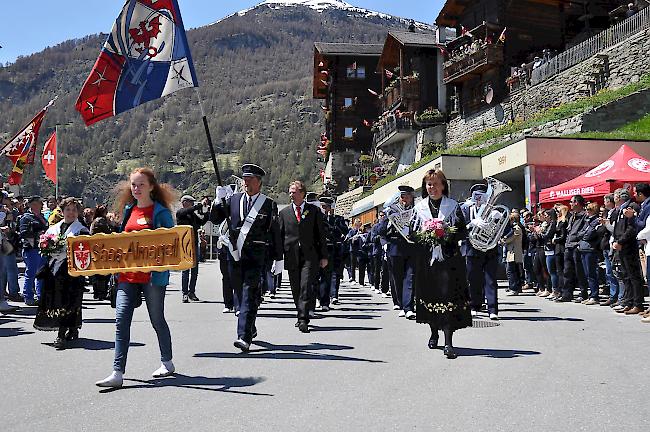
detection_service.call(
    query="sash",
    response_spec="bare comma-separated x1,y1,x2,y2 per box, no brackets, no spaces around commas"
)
222,194,268,262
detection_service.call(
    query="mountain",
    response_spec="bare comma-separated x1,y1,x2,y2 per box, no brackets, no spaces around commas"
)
0,1,434,205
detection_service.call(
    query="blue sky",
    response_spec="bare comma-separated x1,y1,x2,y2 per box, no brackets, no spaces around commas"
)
0,0,445,64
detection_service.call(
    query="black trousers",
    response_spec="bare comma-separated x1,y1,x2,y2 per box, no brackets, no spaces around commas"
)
372,255,382,291
358,257,369,285
619,251,645,308
288,259,319,324
532,247,548,291
219,258,234,310
562,247,586,299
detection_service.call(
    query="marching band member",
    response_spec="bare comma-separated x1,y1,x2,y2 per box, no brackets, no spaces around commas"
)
318,196,347,308
461,183,500,320
210,164,283,352
377,185,416,319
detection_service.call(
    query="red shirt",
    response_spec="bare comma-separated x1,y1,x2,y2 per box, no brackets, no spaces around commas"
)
118,205,154,284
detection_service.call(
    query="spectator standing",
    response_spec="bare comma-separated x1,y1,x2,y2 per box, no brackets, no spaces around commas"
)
579,203,602,305
19,196,48,306
175,195,210,303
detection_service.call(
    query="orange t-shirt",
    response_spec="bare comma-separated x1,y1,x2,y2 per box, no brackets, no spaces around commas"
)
118,205,154,284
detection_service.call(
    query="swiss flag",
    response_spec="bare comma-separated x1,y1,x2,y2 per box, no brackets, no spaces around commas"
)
42,132,57,184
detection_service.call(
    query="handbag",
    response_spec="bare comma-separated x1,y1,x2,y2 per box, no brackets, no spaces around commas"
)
0,238,14,255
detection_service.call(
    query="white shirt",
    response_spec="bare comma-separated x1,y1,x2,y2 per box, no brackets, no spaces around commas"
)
240,192,260,220
292,202,305,221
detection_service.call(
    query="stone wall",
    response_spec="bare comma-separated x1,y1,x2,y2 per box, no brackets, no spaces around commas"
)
446,27,650,148
334,186,365,218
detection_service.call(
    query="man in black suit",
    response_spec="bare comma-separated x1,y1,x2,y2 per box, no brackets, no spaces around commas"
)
211,164,282,352
279,181,328,333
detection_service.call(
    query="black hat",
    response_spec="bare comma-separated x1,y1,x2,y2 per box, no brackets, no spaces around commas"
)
306,192,319,202
470,183,488,194
27,195,43,204
319,196,334,206
398,185,414,194
241,164,266,178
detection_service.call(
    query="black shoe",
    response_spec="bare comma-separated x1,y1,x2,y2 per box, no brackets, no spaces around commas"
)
443,345,457,359
54,337,66,350
8,293,23,302
65,329,79,341
298,322,310,333
428,336,438,350
182,294,189,303
188,293,200,302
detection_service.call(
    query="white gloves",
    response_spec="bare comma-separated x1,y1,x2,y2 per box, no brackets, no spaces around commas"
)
468,218,487,229
216,186,232,201
382,243,388,252
272,260,284,276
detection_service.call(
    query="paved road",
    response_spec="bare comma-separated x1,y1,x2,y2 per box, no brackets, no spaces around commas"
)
2,260,650,431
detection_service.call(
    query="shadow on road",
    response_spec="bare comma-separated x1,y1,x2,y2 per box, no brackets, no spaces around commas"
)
455,347,541,358
0,327,34,337
195,340,384,363
100,374,271,396
310,325,382,332
41,338,145,350
498,316,584,322
83,318,115,324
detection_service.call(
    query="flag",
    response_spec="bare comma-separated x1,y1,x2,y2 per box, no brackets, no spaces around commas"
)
385,69,394,79
368,89,379,96
498,27,507,43
42,132,57,184
1,98,55,185
75,0,198,127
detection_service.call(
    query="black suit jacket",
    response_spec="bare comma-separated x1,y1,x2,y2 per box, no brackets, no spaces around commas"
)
210,192,282,262
279,202,328,270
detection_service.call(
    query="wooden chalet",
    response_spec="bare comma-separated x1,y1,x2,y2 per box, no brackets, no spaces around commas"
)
313,43,383,155
436,0,623,114
373,30,447,149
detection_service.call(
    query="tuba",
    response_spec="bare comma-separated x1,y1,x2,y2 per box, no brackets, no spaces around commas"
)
468,177,512,252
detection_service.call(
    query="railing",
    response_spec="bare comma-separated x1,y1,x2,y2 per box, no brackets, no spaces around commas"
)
443,44,504,84
373,115,415,147
381,77,420,112
531,6,650,85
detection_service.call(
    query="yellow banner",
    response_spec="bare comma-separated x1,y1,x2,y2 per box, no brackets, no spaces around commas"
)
66,226,196,276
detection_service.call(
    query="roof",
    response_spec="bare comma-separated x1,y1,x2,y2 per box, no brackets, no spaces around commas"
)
314,42,384,56
388,30,440,47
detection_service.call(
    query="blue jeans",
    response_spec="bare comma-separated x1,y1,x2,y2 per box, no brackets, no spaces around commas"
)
114,282,172,373
581,251,600,300
181,264,198,295
603,250,619,301
22,248,45,301
545,254,559,291
0,253,19,296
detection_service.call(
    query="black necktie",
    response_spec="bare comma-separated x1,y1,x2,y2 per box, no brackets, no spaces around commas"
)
246,197,252,214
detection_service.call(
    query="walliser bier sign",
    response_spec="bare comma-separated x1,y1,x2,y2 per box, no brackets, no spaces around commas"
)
67,227,196,276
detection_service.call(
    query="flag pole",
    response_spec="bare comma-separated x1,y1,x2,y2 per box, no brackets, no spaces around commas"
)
195,88,223,187
55,124,59,199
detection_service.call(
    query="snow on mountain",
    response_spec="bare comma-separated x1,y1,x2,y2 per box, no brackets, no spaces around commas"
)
208,0,435,31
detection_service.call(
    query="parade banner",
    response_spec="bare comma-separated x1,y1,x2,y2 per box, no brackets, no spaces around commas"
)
67,226,195,276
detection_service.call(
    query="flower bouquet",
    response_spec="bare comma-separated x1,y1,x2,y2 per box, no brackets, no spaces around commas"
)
39,232,67,258
413,218,457,263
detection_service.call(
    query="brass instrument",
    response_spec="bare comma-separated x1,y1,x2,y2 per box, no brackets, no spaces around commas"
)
468,177,511,252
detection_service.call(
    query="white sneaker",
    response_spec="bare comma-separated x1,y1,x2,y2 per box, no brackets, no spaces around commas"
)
398,310,406,317
316,300,321,308
0,299,18,313
405,311,416,320
393,305,400,310
222,307,232,313
489,313,499,321
95,371,123,388
152,360,175,378
471,310,478,317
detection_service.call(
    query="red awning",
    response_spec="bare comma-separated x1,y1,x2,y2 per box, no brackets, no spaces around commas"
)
539,145,650,203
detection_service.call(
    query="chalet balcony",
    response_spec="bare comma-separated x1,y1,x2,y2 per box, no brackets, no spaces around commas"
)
381,77,420,112
373,114,417,149
443,44,504,85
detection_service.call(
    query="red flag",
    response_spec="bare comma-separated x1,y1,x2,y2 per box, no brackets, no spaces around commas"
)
2,98,55,185
42,132,57,184
385,69,394,79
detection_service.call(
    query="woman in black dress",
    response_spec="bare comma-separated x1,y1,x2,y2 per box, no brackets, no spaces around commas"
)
33,198,89,349
412,169,471,359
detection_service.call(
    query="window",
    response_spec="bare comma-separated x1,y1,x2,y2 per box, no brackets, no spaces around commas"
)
344,98,353,107
346,65,366,79
344,127,354,138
